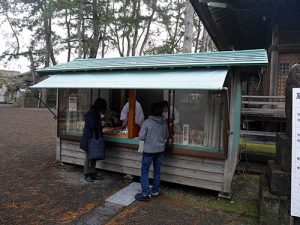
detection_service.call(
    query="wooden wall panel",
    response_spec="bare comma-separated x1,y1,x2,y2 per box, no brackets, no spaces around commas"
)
60,139,225,192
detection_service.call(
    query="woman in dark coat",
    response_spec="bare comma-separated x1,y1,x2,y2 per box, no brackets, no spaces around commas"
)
80,98,107,182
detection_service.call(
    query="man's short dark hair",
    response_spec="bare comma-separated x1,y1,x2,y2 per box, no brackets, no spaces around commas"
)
151,102,163,116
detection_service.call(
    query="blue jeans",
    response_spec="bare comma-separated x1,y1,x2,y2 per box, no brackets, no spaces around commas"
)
140,152,163,196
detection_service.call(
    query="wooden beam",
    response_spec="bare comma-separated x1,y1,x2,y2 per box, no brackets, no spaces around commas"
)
270,44,300,53
269,24,279,96
128,90,136,138
222,90,229,160
189,0,228,50
242,95,285,99
120,89,126,112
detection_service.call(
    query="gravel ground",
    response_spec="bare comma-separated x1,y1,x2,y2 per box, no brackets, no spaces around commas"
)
106,173,260,225
0,105,261,225
0,106,128,225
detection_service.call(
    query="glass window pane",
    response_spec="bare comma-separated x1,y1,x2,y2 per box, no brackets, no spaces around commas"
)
59,89,128,138
59,89,91,136
174,90,224,149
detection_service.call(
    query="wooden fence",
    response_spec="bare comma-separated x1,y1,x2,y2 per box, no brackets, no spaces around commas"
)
241,95,286,138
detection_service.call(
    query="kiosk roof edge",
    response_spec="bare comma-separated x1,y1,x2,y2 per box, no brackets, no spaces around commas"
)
36,49,268,74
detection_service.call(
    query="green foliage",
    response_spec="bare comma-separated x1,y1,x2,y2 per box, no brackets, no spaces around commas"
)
239,141,276,154
144,0,186,55
0,0,215,69
161,174,260,225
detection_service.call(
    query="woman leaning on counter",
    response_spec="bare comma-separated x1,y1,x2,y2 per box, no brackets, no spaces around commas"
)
80,98,107,183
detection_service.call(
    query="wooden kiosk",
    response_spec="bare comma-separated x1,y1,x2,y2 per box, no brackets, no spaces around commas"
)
32,49,268,194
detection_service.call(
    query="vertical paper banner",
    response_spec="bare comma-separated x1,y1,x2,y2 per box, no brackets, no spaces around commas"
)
182,124,189,145
292,88,300,217
69,96,78,112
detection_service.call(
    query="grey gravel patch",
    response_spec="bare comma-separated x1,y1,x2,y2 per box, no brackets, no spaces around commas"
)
70,202,124,225
57,166,113,186
57,168,88,186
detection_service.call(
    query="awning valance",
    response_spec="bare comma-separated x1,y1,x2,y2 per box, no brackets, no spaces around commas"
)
31,68,228,90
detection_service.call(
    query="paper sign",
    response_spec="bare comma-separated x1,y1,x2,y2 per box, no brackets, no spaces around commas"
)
291,88,300,217
68,96,77,112
183,124,189,145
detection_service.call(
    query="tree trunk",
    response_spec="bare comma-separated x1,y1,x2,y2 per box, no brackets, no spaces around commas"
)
126,35,131,56
82,17,87,59
194,20,202,53
182,0,194,53
77,0,84,59
101,2,110,58
28,49,38,84
49,17,57,65
170,0,182,54
44,17,50,67
42,0,56,67
101,24,107,58
201,27,209,52
139,0,157,56
65,9,71,62
131,0,140,56
89,0,101,58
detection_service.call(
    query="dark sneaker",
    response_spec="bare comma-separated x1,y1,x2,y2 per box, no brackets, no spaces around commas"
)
84,175,94,183
91,174,104,180
135,193,151,202
151,191,160,197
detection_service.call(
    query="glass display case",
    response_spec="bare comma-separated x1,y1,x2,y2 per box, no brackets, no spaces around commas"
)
58,88,226,154
58,89,91,137
58,89,126,138
173,90,225,150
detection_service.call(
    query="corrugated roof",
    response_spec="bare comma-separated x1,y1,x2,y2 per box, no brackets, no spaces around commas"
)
37,49,268,73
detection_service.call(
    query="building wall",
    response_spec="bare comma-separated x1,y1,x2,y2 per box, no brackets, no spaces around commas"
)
277,53,300,96
59,139,227,192
268,10,300,96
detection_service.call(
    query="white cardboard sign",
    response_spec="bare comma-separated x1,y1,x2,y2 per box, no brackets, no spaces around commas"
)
68,96,77,112
292,88,300,217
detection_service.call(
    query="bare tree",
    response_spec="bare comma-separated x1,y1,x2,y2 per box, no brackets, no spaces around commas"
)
108,0,159,57
201,27,209,52
77,0,84,59
182,0,194,53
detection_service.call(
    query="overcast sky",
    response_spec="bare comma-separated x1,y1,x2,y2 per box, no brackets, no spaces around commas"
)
0,9,174,74
0,18,143,73
0,15,36,73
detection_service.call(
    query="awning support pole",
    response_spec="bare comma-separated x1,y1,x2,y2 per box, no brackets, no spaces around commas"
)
28,87,57,119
